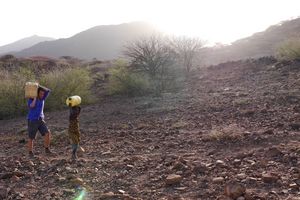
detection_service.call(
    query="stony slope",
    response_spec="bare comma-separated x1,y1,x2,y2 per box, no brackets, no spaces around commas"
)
0,58,300,199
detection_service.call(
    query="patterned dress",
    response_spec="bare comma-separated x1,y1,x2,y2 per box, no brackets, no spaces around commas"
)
68,106,81,144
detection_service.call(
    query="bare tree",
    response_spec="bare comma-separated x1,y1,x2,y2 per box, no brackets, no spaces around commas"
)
171,36,205,73
123,35,175,78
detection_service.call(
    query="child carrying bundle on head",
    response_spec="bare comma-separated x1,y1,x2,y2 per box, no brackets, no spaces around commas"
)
66,95,84,160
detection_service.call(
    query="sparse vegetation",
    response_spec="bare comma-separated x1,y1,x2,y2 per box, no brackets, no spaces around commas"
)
170,36,205,73
1,52,300,199
276,38,300,61
0,67,94,119
202,124,244,143
123,34,193,94
40,68,94,110
0,70,30,119
108,60,149,96
233,97,250,107
124,35,175,78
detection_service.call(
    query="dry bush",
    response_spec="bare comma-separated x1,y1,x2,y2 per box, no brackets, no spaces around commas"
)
276,38,300,61
233,98,250,107
202,124,244,143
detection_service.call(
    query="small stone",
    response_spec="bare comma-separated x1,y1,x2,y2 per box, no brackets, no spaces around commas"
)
25,172,33,178
224,182,246,199
282,189,289,194
28,161,35,166
213,177,224,184
118,190,125,194
62,189,75,195
58,176,66,182
237,197,245,200
245,159,256,165
11,175,20,182
245,177,257,184
71,177,84,185
265,147,283,157
175,187,187,191
13,171,25,177
233,159,242,165
126,164,134,170
100,192,117,198
262,173,279,183
79,146,85,152
65,166,72,171
102,151,111,156
289,183,298,189
237,173,247,180
165,174,182,185
216,160,226,166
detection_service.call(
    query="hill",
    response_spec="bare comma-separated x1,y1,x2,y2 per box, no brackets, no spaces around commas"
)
11,18,300,64
0,35,54,55
14,22,158,60
202,17,300,65
0,57,299,199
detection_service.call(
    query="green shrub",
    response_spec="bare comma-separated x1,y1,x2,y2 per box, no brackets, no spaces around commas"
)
0,67,94,119
276,38,300,61
0,69,35,119
40,68,94,110
108,60,149,96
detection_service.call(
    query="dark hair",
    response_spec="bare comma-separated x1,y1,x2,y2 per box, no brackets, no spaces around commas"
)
38,87,46,94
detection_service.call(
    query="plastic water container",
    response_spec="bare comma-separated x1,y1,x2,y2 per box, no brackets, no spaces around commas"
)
66,95,81,107
25,82,39,98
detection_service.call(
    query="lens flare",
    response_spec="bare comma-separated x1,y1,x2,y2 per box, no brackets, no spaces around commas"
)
74,188,86,200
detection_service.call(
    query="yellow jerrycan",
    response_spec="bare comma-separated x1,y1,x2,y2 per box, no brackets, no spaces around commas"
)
66,95,81,107
25,82,39,98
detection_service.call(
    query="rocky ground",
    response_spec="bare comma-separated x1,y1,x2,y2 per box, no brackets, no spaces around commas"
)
0,58,300,200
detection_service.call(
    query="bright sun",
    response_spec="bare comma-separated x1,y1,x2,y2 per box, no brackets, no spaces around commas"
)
144,0,300,44
0,0,299,46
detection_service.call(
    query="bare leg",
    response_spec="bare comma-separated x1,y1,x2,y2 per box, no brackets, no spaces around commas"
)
44,132,51,148
28,139,33,152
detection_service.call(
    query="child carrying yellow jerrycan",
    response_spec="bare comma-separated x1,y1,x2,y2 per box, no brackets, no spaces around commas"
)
66,96,84,160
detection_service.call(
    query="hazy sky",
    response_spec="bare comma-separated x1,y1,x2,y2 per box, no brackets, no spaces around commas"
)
0,0,299,46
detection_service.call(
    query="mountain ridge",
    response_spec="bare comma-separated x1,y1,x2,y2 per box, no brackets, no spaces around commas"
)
14,22,159,60
0,35,54,55
202,17,300,65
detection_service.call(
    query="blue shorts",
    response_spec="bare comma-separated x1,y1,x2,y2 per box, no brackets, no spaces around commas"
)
28,119,50,139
